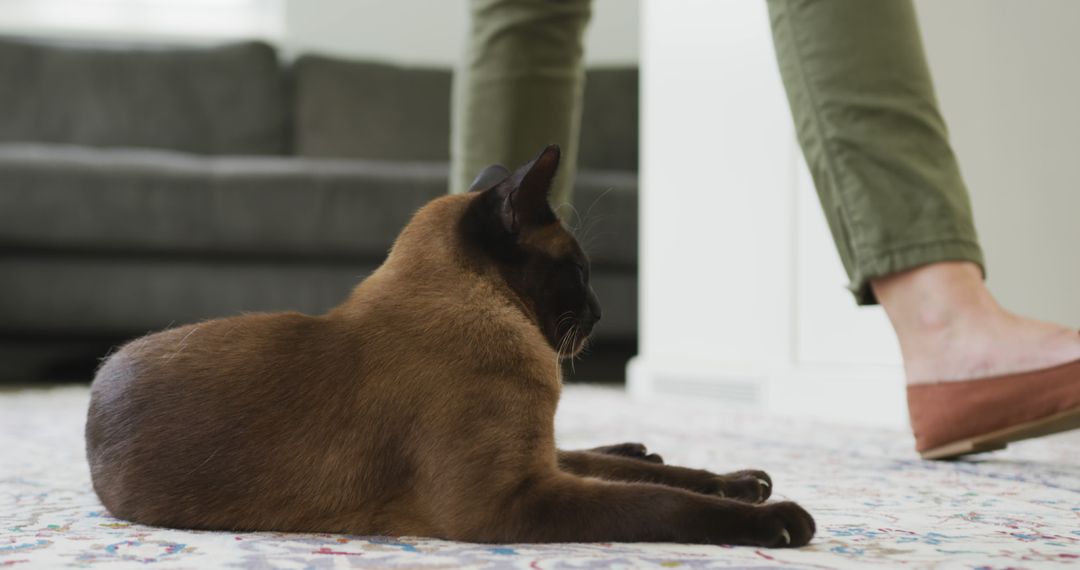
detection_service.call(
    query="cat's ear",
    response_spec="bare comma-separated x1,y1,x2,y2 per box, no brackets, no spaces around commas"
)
495,145,561,234
468,164,511,192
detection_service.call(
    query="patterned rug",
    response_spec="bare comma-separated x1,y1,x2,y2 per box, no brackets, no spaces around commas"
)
2,385,1078,569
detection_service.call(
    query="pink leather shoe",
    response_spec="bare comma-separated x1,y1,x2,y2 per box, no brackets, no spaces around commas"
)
907,357,1080,460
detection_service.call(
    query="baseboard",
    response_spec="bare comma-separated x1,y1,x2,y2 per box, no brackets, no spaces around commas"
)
627,356,908,429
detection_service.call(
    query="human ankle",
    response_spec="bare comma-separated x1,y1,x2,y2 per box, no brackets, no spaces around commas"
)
872,262,1080,383
873,262,995,336
871,262,1003,381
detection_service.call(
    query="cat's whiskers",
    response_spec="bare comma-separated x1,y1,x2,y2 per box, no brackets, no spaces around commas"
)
581,224,614,254
576,330,590,358
573,186,615,249
556,315,576,334
555,315,580,375
555,311,577,352
556,202,583,234
568,325,580,375
582,187,614,228
560,327,572,358
554,326,573,380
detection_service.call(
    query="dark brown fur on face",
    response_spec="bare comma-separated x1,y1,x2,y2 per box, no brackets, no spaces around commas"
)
86,145,815,547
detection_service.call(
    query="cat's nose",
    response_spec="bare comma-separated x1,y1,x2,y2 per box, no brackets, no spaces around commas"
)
584,293,602,325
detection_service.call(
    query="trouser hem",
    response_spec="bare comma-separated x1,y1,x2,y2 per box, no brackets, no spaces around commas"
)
850,239,986,305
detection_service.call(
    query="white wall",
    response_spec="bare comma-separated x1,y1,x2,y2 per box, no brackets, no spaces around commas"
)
632,0,1080,427
0,0,639,67
0,0,283,43
282,0,639,66
916,0,1080,325
633,0,795,389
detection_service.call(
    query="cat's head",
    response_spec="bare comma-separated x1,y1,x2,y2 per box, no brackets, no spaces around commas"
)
461,145,601,358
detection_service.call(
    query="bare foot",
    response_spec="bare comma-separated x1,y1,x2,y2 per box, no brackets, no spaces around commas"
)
871,261,1080,384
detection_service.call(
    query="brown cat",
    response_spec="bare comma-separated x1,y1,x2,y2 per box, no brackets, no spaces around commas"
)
86,145,815,547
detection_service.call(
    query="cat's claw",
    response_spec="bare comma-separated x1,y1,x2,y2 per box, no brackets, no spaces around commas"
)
754,478,771,502
716,470,772,503
754,501,815,548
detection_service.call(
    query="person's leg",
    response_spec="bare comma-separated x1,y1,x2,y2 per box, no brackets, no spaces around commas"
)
768,0,1080,457
768,0,981,306
450,0,591,208
767,0,1080,384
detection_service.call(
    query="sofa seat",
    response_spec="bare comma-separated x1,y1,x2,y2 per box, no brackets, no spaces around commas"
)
0,143,445,261
0,143,637,268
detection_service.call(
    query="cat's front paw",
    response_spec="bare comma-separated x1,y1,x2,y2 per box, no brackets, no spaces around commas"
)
589,442,664,464
713,470,771,503
746,501,816,548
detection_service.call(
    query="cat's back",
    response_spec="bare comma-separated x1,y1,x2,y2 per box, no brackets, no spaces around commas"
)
88,311,333,425
90,311,333,399
86,311,371,530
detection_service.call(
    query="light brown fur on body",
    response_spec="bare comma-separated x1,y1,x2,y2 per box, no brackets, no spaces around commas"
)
86,146,815,546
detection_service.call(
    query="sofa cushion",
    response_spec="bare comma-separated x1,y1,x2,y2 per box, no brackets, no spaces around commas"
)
0,36,286,155
0,143,445,260
0,143,637,267
292,55,452,161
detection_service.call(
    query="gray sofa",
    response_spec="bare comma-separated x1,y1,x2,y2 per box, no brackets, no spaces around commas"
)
0,36,638,382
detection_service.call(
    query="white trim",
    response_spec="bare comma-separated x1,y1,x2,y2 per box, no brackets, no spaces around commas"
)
0,0,284,43
628,356,908,429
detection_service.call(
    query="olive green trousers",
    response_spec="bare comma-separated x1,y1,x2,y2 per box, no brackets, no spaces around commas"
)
451,0,985,304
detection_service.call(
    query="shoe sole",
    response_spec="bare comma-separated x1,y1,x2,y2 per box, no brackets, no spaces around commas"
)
920,406,1080,460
